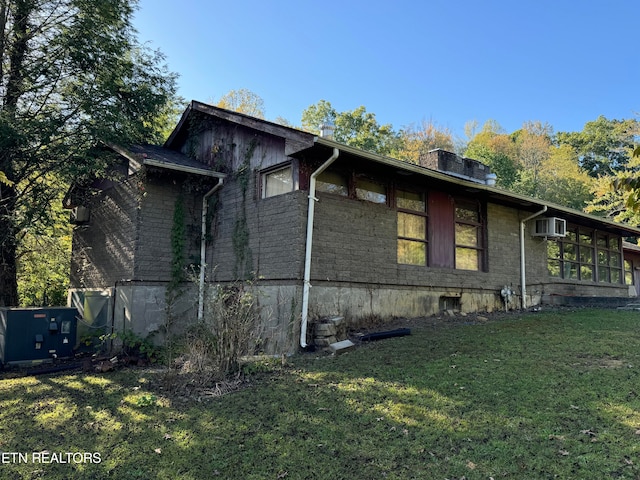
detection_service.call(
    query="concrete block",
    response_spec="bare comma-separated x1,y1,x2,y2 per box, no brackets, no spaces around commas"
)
314,323,337,336
314,336,337,347
329,316,344,327
329,340,355,355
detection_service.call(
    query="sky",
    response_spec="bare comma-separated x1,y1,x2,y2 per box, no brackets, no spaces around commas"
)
133,0,639,139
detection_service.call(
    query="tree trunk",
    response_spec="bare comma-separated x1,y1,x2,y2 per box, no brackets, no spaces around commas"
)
0,213,19,307
0,0,30,306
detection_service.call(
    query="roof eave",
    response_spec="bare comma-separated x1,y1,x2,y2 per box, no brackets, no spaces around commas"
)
313,137,640,238
143,158,226,178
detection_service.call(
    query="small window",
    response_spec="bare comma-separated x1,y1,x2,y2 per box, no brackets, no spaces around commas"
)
356,178,386,204
263,166,293,198
317,171,348,196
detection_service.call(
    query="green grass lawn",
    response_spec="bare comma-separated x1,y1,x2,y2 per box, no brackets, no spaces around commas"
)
2,308,640,479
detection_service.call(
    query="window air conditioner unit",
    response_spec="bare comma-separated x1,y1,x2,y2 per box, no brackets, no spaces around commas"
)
532,217,566,238
70,206,90,225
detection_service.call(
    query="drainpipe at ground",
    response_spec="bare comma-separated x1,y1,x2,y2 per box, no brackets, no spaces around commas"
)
520,206,547,309
198,178,224,322
300,147,340,348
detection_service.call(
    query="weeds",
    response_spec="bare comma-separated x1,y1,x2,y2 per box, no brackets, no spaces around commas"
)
176,280,261,381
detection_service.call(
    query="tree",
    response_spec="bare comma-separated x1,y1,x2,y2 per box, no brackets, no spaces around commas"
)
0,0,177,306
301,100,401,156
511,121,553,197
529,144,593,210
17,180,71,306
216,89,265,118
556,116,639,177
464,120,519,188
300,99,336,134
396,119,457,164
596,145,640,224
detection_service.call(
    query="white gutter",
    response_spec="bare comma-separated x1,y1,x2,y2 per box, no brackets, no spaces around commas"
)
198,178,224,321
300,147,340,348
520,206,547,309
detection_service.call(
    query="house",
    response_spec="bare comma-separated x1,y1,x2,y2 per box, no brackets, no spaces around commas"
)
67,101,640,353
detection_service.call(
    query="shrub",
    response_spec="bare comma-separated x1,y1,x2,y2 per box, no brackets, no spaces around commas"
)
180,281,261,380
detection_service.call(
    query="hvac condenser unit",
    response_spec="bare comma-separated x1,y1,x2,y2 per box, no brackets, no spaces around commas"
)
531,217,567,238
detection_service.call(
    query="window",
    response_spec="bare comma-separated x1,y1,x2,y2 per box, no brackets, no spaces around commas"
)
597,234,622,284
397,190,427,265
546,227,621,283
263,165,293,198
454,199,482,271
548,228,594,280
316,170,348,196
356,178,386,204
625,259,633,286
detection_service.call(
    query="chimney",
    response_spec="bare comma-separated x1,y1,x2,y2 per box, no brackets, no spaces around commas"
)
420,149,493,185
319,122,335,140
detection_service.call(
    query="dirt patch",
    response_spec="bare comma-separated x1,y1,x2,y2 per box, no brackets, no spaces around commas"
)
573,354,629,370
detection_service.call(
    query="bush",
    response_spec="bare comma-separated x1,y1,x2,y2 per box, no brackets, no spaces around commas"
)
179,281,261,380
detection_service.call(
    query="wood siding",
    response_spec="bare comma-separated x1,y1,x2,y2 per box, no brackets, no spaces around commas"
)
428,190,455,268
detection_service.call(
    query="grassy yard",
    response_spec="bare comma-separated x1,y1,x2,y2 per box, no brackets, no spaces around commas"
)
2,308,640,479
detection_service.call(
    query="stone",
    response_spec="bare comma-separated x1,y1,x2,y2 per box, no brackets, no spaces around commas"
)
329,340,355,355
314,323,337,336
314,336,337,347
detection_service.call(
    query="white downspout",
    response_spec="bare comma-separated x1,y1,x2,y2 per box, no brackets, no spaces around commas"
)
198,178,224,321
300,147,340,348
520,205,547,310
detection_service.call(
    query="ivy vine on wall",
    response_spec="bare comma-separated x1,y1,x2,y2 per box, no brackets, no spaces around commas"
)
169,193,186,290
232,138,258,279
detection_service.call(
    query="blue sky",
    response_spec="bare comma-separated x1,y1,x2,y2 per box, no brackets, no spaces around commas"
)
133,0,639,138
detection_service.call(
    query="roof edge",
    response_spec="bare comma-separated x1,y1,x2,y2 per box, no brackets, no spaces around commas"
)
164,100,315,153
313,138,640,237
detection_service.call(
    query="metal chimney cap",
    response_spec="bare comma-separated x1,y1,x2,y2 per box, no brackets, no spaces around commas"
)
319,122,335,139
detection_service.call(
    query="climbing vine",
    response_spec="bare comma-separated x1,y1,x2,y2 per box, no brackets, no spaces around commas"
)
169,193,186,291
232,139,257,279
163,192,187,367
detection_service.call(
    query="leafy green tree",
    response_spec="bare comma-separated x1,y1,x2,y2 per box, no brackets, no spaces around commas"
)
0,0,177,306
556,116,639,176
17,181,72,306
464,120,519,188
216,89,265,118
300,99,337,133
301,100,401,156
511,121,553,197
526,144,593,210
596,145,640,224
